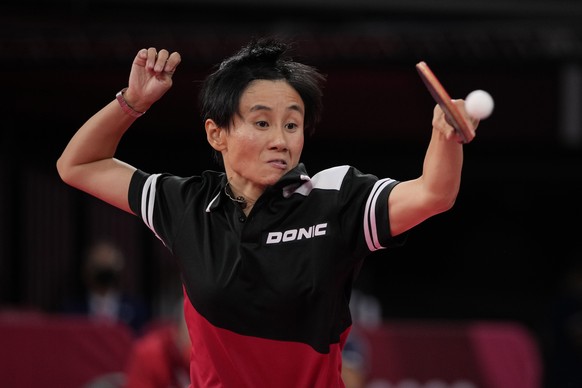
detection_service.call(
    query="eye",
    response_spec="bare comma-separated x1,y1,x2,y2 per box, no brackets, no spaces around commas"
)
256,121,269,129
285,123,299,132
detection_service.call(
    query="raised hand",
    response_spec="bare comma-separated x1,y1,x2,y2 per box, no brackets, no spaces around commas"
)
124,47,182,113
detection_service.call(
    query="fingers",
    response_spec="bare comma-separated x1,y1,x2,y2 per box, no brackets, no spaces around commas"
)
132,48,148,67
433,105,455,139
432,104,461,142
166,52,182,75
433,100,479,143
144,47,181,76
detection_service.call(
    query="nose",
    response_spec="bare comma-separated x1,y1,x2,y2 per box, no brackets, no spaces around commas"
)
269,126,289,151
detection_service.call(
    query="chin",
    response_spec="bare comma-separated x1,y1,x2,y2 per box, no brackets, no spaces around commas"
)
261,172,286,186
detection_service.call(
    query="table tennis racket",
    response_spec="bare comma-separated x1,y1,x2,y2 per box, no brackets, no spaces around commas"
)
416,61,475,144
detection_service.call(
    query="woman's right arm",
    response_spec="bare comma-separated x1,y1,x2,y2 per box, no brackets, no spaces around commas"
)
56,48,181,214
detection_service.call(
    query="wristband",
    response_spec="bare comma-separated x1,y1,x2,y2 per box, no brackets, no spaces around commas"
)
116,88,146,118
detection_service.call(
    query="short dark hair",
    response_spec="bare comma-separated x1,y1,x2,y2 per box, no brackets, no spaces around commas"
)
199,36,326,138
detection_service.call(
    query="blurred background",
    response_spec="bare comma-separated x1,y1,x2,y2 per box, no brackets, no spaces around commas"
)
1,0,582,387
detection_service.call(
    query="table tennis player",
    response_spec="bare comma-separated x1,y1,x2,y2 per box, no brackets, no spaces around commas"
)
56,36,479,387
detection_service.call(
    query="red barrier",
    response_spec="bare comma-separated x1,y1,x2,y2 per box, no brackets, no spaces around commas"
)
0,310,133,388
358,321,542,388
0,312,541,388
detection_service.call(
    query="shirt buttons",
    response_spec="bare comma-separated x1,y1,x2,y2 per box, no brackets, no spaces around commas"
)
239,216,246,223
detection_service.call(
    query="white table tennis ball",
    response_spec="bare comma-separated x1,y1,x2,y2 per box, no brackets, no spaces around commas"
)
465,89,494,119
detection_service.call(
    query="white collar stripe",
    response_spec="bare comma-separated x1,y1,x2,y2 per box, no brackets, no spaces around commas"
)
290,165,350,197
206,193,220,212
309,165,350,191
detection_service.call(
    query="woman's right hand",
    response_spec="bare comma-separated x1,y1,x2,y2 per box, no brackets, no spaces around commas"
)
123,47,182,113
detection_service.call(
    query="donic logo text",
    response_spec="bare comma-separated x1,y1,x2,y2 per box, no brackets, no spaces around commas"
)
266,223,328,244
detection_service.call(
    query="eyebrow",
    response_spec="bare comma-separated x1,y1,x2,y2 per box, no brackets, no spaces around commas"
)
249,104,304,115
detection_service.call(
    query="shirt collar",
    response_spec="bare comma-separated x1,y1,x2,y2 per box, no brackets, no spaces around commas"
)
205,163,311,212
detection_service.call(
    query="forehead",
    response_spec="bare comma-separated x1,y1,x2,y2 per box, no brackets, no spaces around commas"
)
240,79,304,110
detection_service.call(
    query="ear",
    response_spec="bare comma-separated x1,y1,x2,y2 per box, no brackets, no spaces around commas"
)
205,119,226,151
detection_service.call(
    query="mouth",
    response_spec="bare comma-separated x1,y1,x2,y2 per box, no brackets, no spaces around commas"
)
268,159,288,170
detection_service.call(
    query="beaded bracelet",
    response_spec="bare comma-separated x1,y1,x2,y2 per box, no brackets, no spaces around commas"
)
115,88,146,118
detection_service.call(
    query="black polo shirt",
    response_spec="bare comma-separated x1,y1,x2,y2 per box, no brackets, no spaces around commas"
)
129,163,403,387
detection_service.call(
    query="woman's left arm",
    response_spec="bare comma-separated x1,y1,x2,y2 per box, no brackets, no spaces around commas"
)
388,100,479,237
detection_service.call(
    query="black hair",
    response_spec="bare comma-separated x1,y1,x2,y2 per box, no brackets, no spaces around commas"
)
198,37,326,164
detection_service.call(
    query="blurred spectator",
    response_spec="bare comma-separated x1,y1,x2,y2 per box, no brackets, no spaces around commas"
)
350,289,382,328
61,240,149,334
123,298,190,388
342,327,370,388
344,280,376,387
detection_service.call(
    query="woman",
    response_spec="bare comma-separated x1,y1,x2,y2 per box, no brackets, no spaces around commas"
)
57,37,478,387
